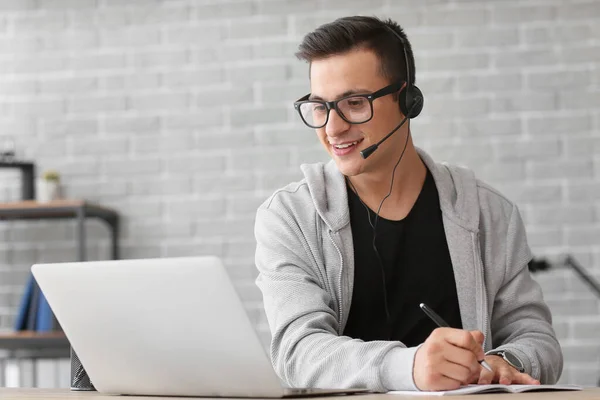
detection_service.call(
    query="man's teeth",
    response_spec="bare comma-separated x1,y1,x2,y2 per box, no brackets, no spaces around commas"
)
334,141,358,149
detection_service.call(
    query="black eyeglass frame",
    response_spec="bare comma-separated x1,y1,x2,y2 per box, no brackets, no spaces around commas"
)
293,80,404,129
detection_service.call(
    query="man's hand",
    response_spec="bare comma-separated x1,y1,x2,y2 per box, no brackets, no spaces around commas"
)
413,328,486,391
475,355,540,385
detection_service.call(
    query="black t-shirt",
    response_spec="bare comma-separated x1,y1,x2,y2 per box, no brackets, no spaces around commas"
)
343,169,462,346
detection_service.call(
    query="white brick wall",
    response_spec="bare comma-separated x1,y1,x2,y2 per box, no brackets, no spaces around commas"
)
0,0,598,388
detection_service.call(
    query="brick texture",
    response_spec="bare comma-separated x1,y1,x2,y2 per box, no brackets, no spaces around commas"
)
0,0,598,388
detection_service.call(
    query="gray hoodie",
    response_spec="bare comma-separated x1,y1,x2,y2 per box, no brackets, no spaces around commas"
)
254,148,562,392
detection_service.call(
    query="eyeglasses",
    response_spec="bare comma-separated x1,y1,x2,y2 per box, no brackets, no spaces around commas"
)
293,81,403,129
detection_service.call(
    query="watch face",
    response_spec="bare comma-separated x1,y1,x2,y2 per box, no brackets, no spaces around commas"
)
504,351,524,371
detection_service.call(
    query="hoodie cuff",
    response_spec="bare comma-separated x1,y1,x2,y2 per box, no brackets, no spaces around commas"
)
380,345,421,391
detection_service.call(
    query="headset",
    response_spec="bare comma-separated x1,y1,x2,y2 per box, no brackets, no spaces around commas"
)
387,26,424,119
359,24,424,158
347,23,424,337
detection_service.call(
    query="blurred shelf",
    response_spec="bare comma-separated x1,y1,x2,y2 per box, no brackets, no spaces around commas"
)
0,199,120,261
0,331,69,351
0,201,120,368
0,200,118,222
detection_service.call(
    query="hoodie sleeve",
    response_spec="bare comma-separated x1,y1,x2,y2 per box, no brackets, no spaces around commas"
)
487,204,563,384
254,206,420,392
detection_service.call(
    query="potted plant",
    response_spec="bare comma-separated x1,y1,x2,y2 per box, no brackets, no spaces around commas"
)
36,170,61,203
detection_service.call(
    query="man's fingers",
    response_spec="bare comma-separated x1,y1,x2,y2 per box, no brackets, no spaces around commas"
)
477,364,495,385
469,330,485,346
512,372,540,385
438,361,473,385
443,329,485,361
468,369,481,385
498,367,539,386
428,375,462,392
498,367,513,385
443,345,480,377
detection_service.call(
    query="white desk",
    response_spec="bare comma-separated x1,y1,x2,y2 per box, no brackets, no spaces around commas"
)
1,388,599,400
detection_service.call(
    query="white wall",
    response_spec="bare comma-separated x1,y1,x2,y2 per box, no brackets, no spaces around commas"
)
0,0,598,388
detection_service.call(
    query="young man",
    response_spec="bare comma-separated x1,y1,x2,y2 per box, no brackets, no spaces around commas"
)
254,16,562,392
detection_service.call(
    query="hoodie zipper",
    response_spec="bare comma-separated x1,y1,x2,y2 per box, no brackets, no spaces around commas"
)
473,232,489,350
328,230,344,335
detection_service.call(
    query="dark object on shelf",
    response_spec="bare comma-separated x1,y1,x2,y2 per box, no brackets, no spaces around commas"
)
0,199,119,390
0,161,35,200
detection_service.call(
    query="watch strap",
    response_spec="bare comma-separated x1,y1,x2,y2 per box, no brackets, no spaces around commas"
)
486,350,525,373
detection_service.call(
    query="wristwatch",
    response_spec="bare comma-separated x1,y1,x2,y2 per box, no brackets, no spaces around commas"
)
486,350,525,373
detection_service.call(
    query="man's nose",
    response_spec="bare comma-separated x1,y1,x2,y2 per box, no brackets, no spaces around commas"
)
325,109,350,137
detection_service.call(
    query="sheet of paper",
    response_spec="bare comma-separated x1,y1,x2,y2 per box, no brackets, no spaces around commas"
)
387,384,582,396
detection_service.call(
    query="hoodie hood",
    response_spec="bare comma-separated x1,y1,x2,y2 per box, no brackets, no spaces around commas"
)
300,147,480,233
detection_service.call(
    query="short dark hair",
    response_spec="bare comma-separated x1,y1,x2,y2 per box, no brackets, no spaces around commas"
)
295,16,416,86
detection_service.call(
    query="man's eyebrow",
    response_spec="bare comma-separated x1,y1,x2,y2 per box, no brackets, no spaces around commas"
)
309,88,372,102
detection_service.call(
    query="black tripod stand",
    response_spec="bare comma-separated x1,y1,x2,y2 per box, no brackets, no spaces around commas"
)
529,255,600,299
529,255,600,386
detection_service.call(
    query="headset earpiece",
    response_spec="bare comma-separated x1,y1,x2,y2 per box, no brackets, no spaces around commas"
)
399,85,423,119
383,24,424,119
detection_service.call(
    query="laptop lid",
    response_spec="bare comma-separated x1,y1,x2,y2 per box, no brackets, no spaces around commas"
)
31,256,290,397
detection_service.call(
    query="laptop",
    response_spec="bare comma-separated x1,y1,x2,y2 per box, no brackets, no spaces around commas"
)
31,256,368,398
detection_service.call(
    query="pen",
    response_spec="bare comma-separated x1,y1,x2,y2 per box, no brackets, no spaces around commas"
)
420,303,494,373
